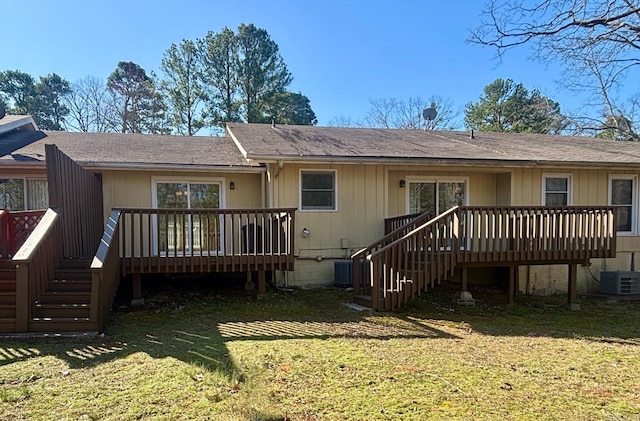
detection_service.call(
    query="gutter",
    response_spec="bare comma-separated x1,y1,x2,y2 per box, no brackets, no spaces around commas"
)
77,162,266,173
241,155,640,170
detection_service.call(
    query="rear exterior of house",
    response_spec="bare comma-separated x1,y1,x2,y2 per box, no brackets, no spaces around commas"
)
226,124,635,302
0,117,635,331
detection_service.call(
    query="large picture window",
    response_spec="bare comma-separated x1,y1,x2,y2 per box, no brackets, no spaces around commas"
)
610,176,636,234
0,178,48,211
542,174,571,206
408,179,466,215
300,170,336,211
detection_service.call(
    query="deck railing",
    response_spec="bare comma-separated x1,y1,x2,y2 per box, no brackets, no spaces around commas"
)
384,212,425,235
91,209,122,331
0,210,7,259
12,209,61,330
361,206,617,311
0,210,47,259
117,207,296,274
352,211,431,295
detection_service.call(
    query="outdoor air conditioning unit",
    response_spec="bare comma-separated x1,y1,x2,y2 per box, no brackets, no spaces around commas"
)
334,260,370,288
599,271,640,295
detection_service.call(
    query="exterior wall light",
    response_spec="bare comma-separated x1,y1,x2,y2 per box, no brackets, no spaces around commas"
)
229,181,235,190
302,227,310,237
399,179,406,188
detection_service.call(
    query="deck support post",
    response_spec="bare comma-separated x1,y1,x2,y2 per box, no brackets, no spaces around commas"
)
461,266,468,292
258,270,266,295
567,263,580,310
457,266,475,306
244,271,254,291
15,264,29,332
508,266,517,305
131,273,144,305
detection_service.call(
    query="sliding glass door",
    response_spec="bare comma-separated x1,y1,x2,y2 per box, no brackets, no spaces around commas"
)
408,180,466,215
154,181,222,254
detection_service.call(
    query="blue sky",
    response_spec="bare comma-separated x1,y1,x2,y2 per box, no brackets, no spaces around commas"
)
2,0,582,128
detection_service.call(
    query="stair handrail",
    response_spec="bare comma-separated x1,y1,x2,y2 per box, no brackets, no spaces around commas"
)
352,210,433,260
368,206,461,259
365,206,461,311
351,210,432,295
90,209,122,331
12,208,61,331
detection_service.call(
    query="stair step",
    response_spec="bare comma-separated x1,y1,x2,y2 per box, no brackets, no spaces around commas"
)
354,294,372,307
0,318,17,333
0,260,16,270
0,280,16,292
53,270,92,281
0,292,16,304
39,291,91,304
0,304,16,318
47,279,91,292
58,259,92,269
28,317,97,332
0,269,16,281
33,303,90,319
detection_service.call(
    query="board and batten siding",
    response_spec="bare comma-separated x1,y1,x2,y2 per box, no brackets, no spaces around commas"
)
509,167,640,293
100,170,263,220
387,168,500,216
272,163,386,284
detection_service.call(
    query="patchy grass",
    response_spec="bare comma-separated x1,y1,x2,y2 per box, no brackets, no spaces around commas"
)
0,282,639,420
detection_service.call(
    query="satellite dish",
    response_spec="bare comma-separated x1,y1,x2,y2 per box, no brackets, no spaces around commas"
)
0,105,5,120
422,107,437,121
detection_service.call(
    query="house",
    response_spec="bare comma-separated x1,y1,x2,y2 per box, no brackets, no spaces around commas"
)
0,114,634,332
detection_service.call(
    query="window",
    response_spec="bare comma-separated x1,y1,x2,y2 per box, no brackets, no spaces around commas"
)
0,178,48,211
408,179,466,215
542,175,571,206
153,179,224,254
610,176,636,234
300,171,336,211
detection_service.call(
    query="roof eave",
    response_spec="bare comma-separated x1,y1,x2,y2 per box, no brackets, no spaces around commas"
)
79,161,266,173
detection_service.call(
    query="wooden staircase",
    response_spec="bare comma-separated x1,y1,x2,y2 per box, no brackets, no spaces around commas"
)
30,259,95,332
353,206,617,311
0,259,17,331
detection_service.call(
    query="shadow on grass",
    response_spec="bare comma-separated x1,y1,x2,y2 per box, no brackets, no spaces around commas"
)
401,281,640,343
0,283,461,379
0,279,639,379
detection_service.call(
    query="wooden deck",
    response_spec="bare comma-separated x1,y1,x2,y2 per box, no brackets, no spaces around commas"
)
116,207,296,275
354,206,617,311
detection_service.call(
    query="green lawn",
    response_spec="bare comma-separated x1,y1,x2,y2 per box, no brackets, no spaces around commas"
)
0,282,638,420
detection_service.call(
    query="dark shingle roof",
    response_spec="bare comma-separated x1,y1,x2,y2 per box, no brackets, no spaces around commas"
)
0,131,256,168
227,123,640,166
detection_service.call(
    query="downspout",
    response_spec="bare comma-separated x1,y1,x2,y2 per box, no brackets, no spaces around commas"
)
271,160,284,209
274,160,284,179
261,170,267,208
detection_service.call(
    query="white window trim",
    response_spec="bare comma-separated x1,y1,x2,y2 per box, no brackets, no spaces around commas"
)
404,176,469,214
541,173,573,206
151,176,227,255
151,176,226,209
299,169,338,212
609,174,637,236
0,175,48,211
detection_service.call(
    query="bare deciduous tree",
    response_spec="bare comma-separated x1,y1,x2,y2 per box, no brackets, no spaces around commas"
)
64,76,115,132
363,96,460,130
470,0,640,140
